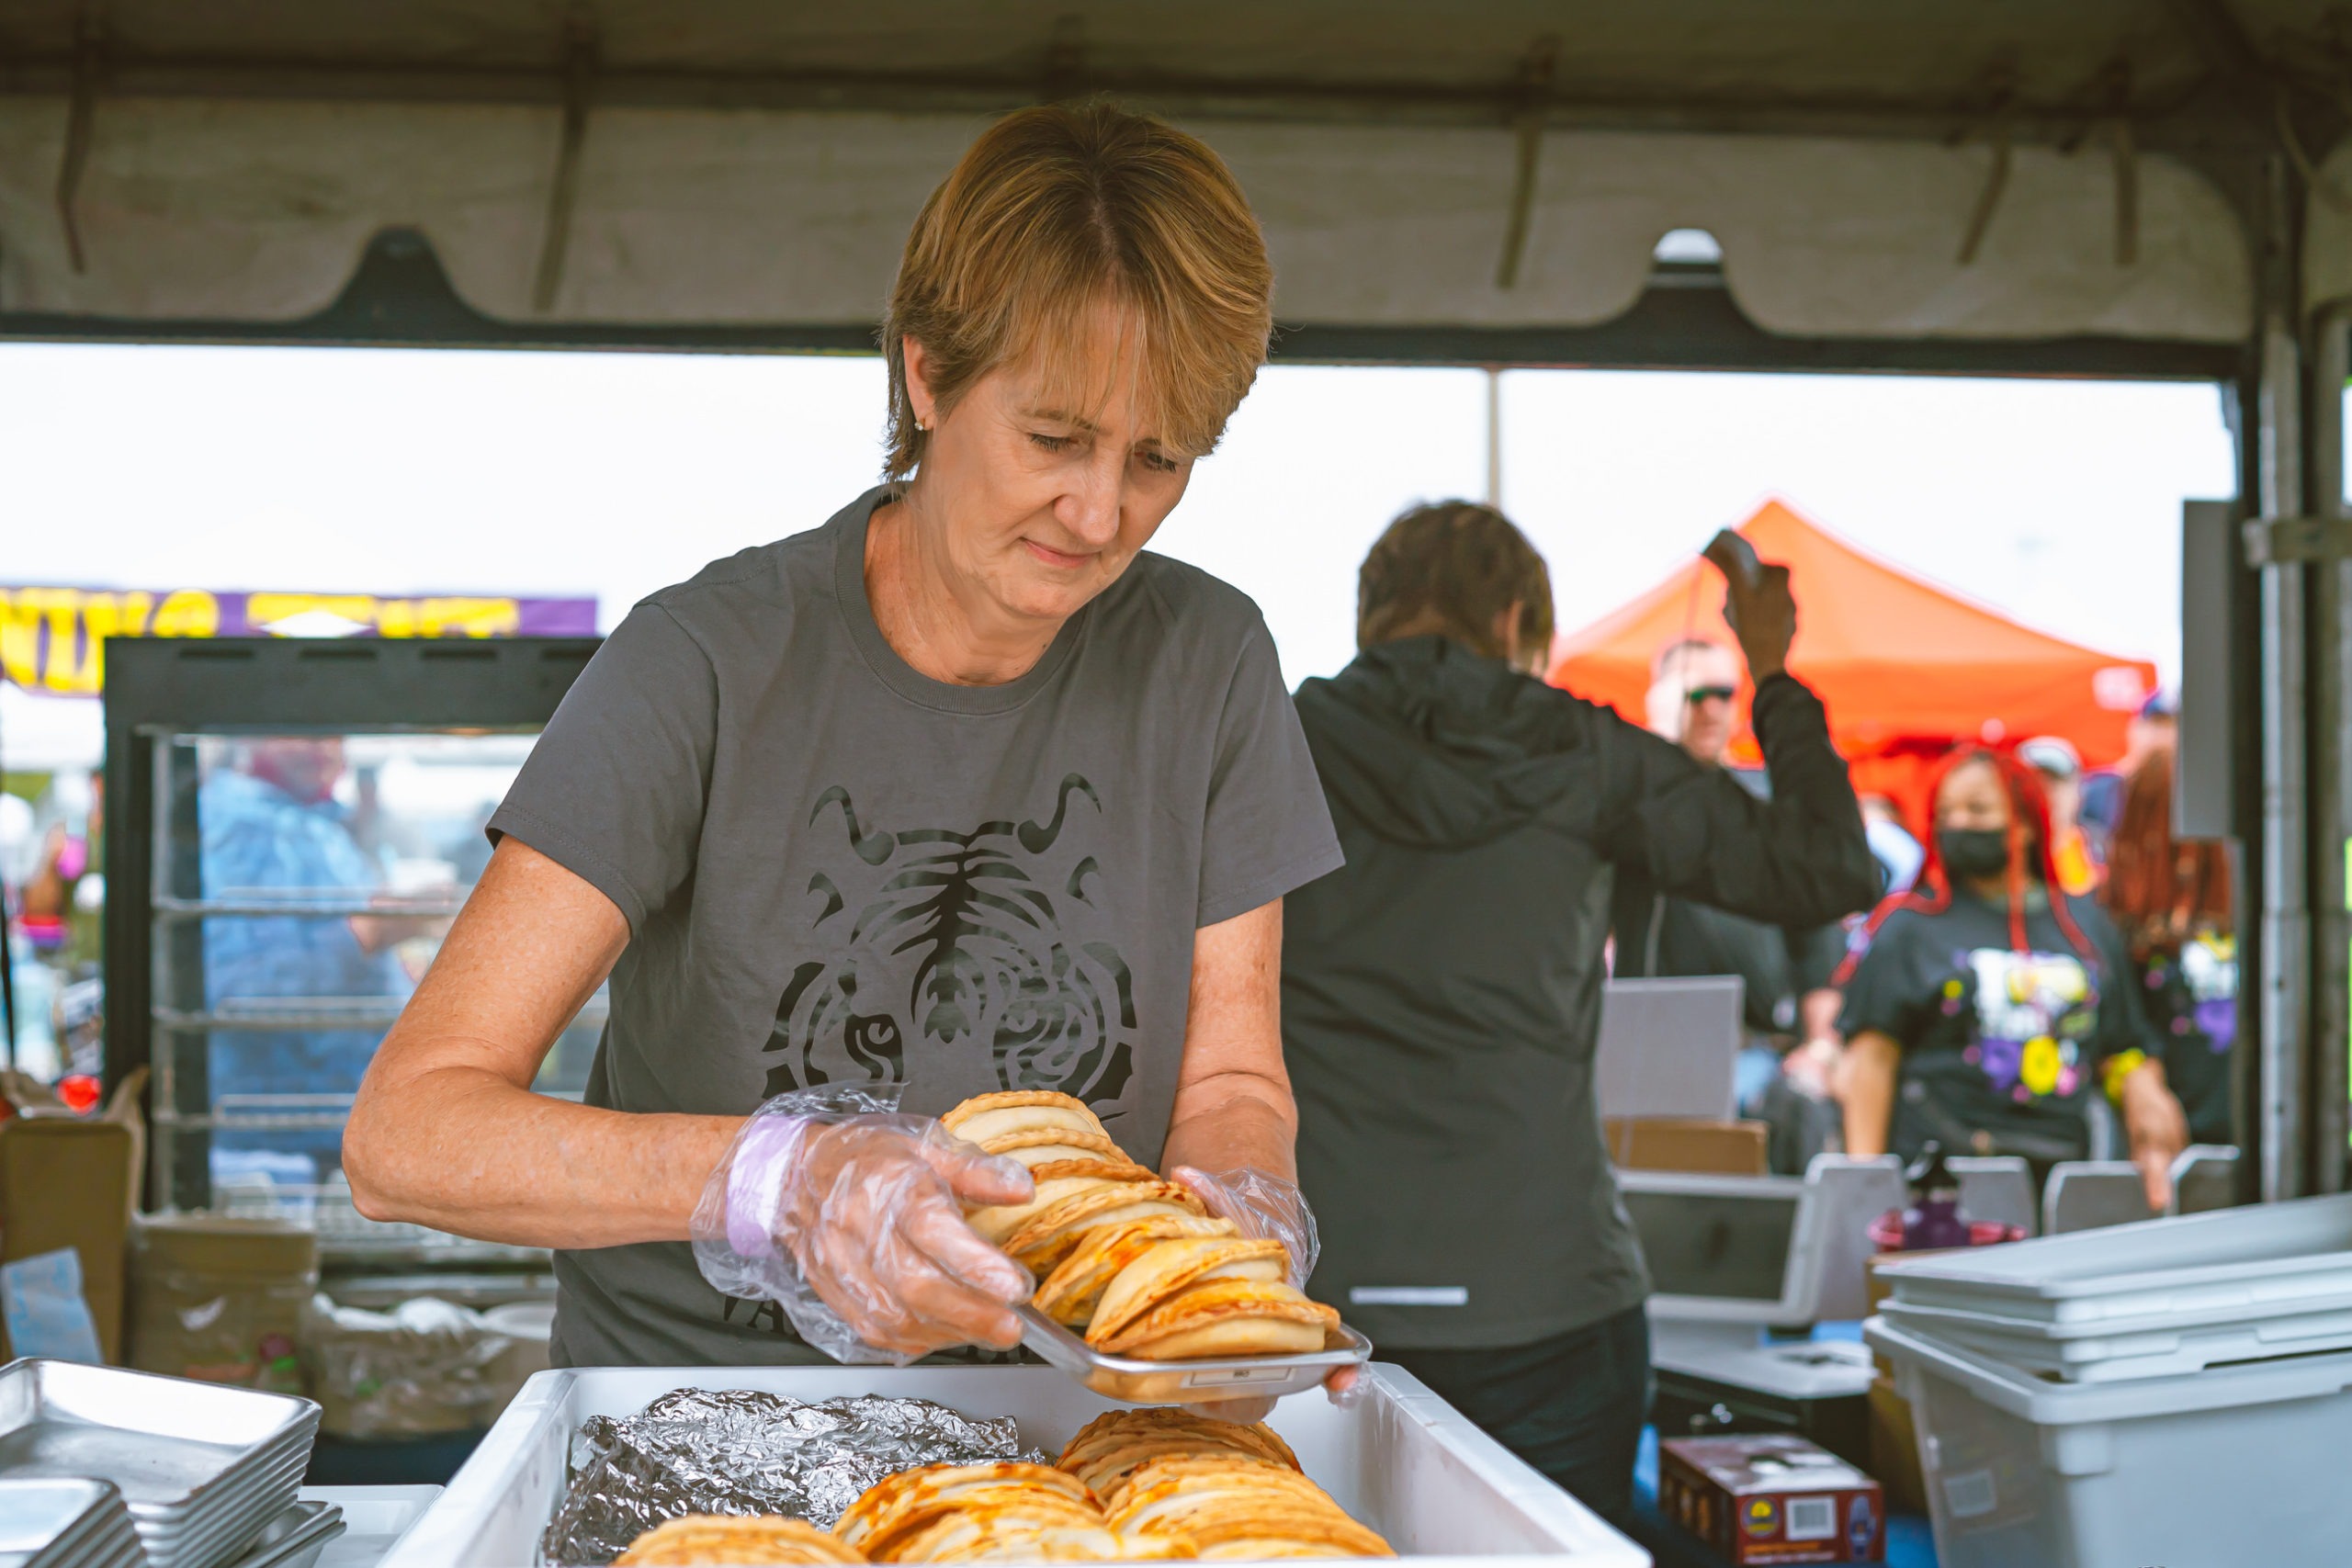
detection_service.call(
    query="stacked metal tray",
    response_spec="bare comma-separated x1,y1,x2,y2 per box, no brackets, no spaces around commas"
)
0,1478,142,1568
0,1361,320,1568
216,1503,345,1568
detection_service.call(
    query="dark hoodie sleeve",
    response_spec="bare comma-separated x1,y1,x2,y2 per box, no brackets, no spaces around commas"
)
1594,672,1877,928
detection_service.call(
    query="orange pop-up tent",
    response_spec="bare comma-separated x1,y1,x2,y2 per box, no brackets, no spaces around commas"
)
1546,500,2159,824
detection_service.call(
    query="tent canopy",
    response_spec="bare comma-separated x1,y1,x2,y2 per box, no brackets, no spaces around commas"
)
0,0,2338,349
1545,499,2161,774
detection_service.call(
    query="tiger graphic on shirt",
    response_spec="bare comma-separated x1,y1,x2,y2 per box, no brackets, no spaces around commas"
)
755,772,1137,1111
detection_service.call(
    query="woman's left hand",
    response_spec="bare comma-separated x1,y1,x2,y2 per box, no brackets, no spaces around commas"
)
1170,1164,1352,1420
2119,1061,2190,1211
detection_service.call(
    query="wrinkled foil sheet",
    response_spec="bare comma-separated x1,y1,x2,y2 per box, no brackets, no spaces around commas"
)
538,1389,1044,1565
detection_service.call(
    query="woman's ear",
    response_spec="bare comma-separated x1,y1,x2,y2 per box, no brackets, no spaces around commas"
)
902,335,939,430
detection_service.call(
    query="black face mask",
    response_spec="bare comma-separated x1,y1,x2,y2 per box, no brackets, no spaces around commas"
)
1939,827,2012,881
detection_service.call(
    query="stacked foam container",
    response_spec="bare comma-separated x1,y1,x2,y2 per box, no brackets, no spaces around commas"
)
1863,1191,2352,1568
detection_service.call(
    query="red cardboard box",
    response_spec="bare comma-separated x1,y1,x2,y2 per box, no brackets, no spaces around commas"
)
1660,1435,1884,1564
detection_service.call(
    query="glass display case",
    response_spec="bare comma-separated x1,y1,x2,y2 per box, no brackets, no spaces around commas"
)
147,729,602,1258
104,637,599,1263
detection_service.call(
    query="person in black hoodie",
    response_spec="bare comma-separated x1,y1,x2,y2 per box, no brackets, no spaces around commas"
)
1282,502,1877,1527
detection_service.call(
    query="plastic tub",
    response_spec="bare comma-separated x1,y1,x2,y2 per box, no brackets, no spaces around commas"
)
381,1364,1647,1568
1879,1297,2352,1382
1866,1315,2352,1567
1873,1190,2352,1324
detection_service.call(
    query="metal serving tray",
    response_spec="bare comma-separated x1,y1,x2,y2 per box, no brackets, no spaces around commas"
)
219,1503,345,1568
0,1361,318,1514
0,1478,136,1568
1013,1305,1373,1405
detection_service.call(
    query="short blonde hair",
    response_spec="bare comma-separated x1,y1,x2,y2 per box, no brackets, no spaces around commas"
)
882,101,1272,484
1357,502,1555,662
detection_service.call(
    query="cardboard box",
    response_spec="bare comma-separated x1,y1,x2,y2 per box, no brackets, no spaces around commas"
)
1602,1117,1769,1175
1659,1435,1885,1564
0,1117,133,1362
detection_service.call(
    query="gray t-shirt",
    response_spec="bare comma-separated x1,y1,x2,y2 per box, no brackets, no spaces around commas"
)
489,487,1343,1367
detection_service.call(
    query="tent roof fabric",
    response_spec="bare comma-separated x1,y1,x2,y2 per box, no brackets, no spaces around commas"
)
1545,499,2160,765
0,1,2332,121
0,0,2331,336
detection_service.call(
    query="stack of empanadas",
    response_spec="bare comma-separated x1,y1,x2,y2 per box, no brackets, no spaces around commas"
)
831,1461,1188,1563
616,1515,868,1565
945,1092,1341,1359
1058,1412,1394,1560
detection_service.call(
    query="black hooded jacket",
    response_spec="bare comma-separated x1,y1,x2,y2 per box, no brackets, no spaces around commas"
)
1283,637,1876,1348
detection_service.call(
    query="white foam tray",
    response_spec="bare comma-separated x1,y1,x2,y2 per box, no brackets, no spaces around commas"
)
382,1364,1648,1568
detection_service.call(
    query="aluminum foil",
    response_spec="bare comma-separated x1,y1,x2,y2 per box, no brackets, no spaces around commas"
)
537,1389,1044,1565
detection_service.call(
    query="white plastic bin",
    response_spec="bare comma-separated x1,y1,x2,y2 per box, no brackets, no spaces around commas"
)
1873,1190,2352,1325
1866,1316,2352,1568
382,1364,1647,1568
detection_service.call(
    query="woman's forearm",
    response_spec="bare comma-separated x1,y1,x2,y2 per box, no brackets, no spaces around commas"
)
1163,1073,1297,1181
343,837,737,1250
1838,1030,1901,1158
346,1059,738,1248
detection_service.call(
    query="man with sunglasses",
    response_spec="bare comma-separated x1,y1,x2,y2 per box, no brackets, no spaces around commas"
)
1615,638,1850,1171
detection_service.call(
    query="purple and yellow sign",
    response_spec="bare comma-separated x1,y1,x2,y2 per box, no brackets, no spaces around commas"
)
0,585,599,695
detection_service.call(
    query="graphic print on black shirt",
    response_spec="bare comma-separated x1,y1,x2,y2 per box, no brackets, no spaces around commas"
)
1959,947,2095,1103
759,772,1136,1112
1838,889,2148,1163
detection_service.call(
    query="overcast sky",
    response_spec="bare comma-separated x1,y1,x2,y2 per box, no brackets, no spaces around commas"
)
2,342,2245,766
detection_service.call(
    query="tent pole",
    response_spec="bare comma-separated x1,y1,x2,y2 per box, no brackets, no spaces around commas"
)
1485,367,1503,512
2255,149,2311,1201
2309,304,2350,1195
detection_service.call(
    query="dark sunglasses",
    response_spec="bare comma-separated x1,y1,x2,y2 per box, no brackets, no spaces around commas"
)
1684,685,1738,705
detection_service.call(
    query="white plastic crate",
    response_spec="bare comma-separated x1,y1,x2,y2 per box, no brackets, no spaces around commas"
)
1879,1296,2352,1382
382,1364,1647,1568
1867,1316,2352,1568
1874,1190,2352,1325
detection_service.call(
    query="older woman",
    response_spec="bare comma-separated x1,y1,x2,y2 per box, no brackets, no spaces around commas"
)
344,103,1341,1369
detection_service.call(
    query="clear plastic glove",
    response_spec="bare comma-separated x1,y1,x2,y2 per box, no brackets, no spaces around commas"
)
1168,1165,1320,1288
692,1084,1035,1365
1169,1164,1341,1421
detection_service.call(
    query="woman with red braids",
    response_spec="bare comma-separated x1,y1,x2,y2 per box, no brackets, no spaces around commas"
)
2101,745,2237,1147
1834,748,2189,1206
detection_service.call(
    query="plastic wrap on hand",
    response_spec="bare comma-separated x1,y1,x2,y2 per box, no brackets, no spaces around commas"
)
537,1388,1043,1564
1176,1166,1321,1288
690,1083,1034,1366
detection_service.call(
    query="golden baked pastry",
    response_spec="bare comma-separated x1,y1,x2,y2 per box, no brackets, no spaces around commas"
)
940,1091,1105,1147
943,1092,1345,1367
1098,1280,1341,1359
1085,1239,1290,1345
1034,1217,1240,1327
1001,1181,1210,1273
1104,1458,1392,1559
838,1458,1199,1563
1057,1411,1301,1511
615,1515,867,1565
973,1128,1129,1167
835,1463,1097,1559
